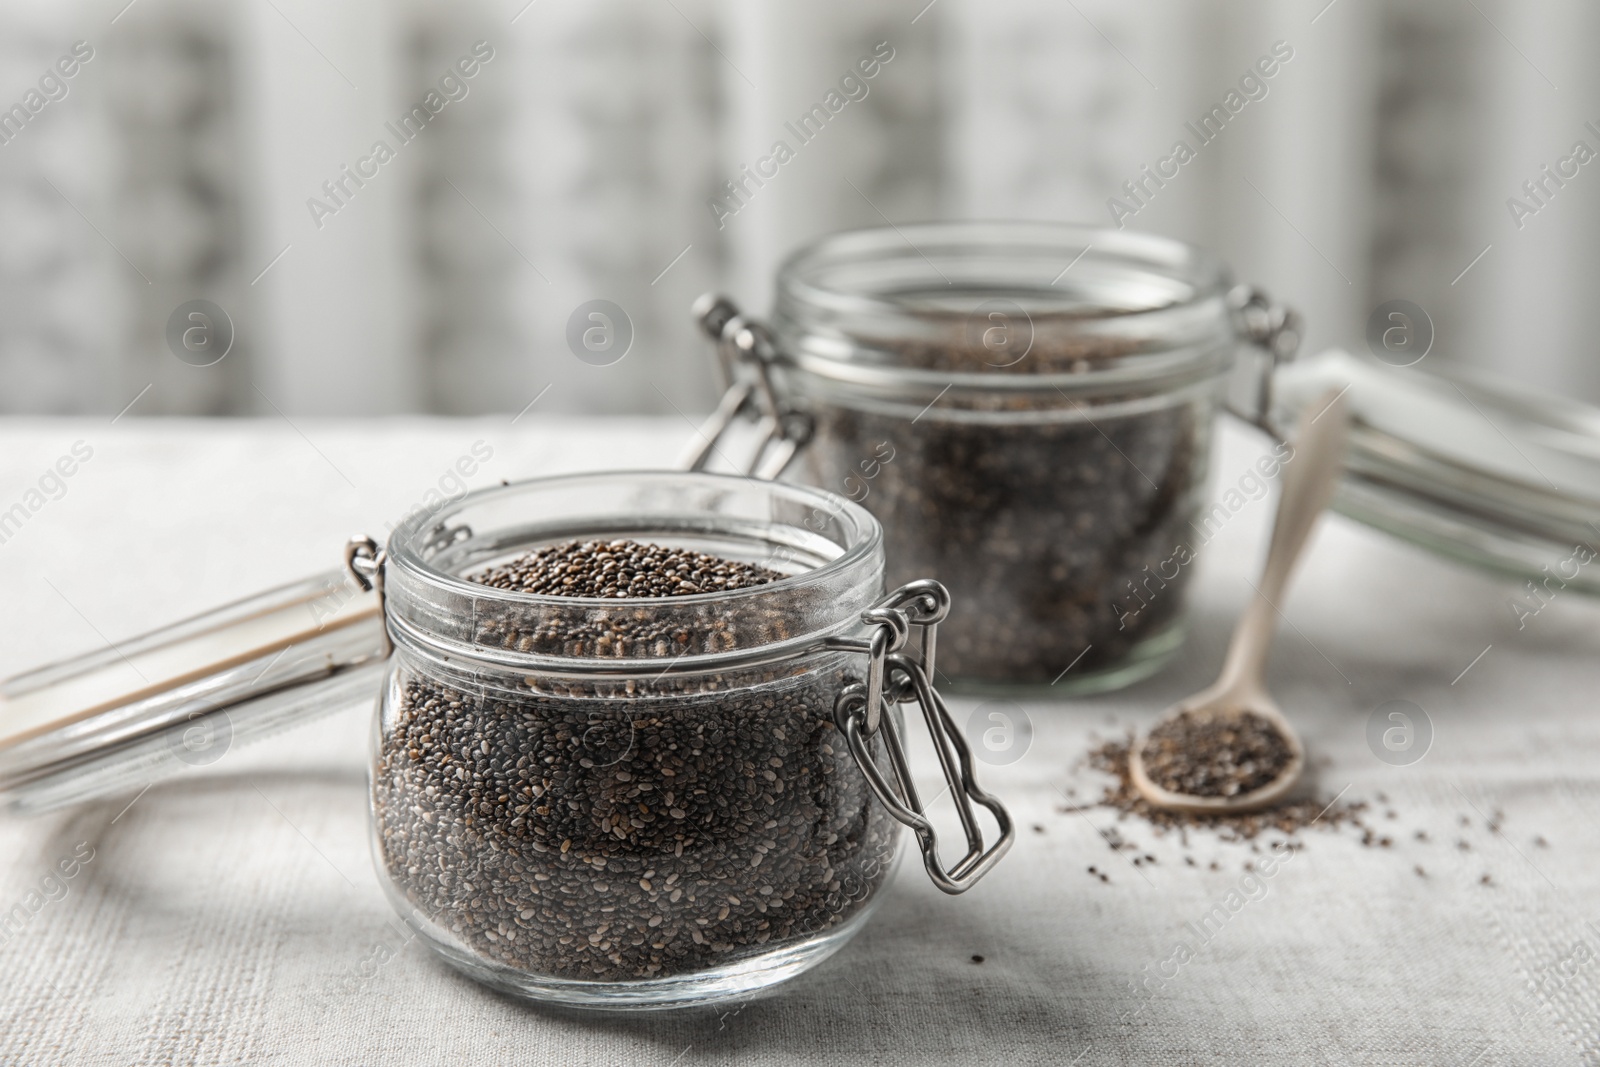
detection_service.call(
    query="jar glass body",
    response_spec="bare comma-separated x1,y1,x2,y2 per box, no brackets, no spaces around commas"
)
369,472,901,1009
771,223,1238,693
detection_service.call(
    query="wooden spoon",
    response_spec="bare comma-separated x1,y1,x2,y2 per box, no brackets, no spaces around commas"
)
1130,388,1350,814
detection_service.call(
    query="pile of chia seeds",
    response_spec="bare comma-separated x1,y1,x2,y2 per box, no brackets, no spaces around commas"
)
1138,709,1293,799
472,540,781,598
468,541,816,663
372,539,898,983
800,329,1203,687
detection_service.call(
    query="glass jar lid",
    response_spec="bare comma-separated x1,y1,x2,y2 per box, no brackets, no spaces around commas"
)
0,568,388,812
1273,349,1600,594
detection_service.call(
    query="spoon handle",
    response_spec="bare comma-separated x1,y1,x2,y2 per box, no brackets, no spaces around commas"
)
1218,387,1350,693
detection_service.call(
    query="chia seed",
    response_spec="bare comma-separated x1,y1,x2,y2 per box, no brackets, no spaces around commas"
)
372,539,898,983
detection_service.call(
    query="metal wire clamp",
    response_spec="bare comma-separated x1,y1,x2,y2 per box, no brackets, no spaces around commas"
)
344,535,392,660
826,581,1014,895
682,293,813,480
1227,284,1303,441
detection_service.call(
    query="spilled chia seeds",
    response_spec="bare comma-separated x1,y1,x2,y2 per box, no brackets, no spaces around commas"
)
372,539,899,983
1067,740,1520,891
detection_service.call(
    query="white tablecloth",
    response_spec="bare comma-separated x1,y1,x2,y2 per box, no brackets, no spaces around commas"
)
2,415,1598,1066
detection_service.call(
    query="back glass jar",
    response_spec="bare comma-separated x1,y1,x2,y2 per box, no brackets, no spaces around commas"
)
690,223,1299,694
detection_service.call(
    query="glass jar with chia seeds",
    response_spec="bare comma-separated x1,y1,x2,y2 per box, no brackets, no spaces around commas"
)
691,223,1300,694
369,471,1010,1006
0,470,1011,1010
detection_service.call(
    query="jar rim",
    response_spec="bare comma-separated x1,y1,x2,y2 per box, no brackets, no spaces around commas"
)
771,221,1238,401
777,221,1231,319
382,470,886,673
387,469,882,608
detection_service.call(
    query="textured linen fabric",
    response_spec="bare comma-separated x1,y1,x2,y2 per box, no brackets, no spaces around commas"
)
1,416,1597,1066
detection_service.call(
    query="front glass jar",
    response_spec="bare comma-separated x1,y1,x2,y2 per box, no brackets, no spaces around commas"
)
370,471,1002,1009
701,223,1270,694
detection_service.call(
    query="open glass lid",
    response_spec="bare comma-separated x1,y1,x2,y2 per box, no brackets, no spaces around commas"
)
0,564,388,813
1272,349,1600,595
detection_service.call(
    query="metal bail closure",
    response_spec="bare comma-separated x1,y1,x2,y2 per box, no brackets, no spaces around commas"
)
344,535,392,660
1227,283,1303,441
683,293,813,481
827,581,1014,895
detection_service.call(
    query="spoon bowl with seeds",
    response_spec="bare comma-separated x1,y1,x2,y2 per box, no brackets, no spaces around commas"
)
1130,388,1350,815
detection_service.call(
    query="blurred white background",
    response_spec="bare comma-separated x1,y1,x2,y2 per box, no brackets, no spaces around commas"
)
0,0,1596,417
